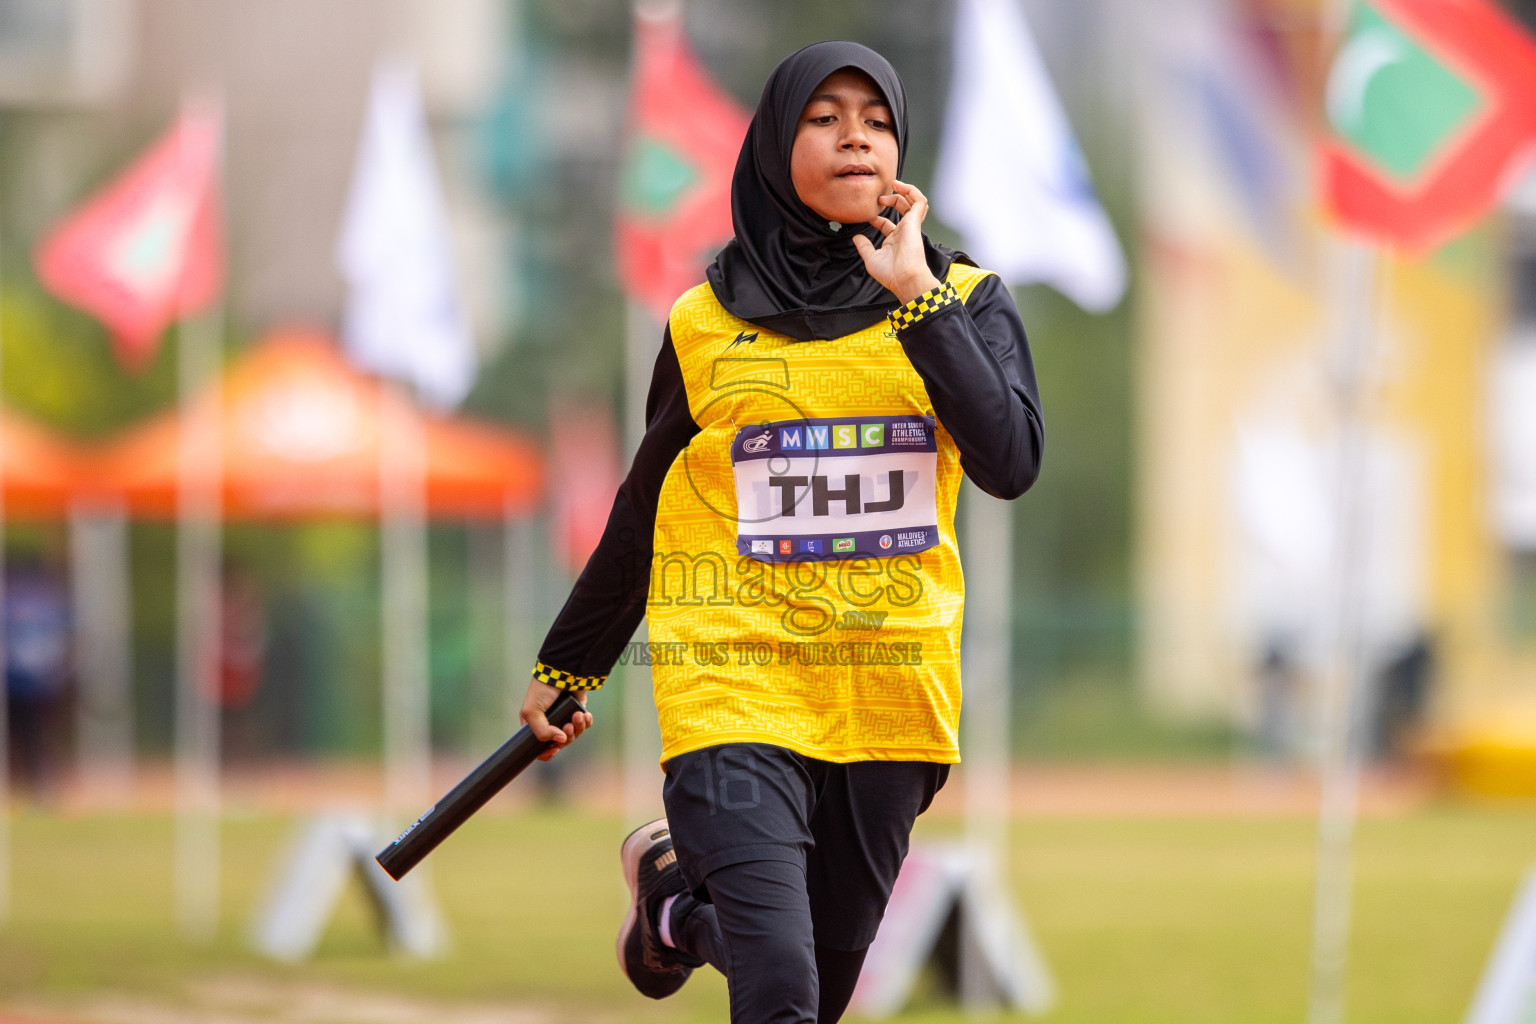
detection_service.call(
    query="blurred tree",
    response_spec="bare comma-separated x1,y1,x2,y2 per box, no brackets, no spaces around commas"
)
0,285,181,439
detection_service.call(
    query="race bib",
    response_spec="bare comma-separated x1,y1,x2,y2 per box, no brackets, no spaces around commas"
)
732,416,940,561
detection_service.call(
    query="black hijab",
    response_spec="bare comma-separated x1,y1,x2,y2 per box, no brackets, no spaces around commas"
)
705,40,970,341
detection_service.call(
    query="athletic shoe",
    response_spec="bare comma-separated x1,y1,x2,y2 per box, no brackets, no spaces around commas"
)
617,817,703,998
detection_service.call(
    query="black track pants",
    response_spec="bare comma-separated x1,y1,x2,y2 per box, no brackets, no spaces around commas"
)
660,743,949,1024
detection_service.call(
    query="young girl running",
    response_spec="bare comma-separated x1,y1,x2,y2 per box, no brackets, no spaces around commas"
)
519,39,1042,1024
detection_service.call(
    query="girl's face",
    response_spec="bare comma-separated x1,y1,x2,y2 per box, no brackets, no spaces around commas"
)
789,68,898,226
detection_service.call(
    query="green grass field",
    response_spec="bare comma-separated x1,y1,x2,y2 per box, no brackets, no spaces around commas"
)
0,802,1532,1023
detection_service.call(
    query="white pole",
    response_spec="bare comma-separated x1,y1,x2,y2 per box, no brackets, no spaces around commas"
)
959,478,1015,1009
174,306,223,941
622,300,663,825
379,384,431,818
69,502,135,804
467,519,503,755
173,97,225,942
961,481,1013,857
1305,239,1381,1024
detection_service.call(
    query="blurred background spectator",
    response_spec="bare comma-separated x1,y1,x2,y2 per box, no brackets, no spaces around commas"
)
4,549,71,799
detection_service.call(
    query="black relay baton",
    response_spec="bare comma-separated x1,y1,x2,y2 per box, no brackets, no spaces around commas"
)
376,689,585,880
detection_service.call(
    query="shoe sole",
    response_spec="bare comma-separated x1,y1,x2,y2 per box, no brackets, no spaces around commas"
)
616,819,671,984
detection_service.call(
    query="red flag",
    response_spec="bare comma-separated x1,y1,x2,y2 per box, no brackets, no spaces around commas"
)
614,9,748,320
1319,0,1536,251
35,104,223,369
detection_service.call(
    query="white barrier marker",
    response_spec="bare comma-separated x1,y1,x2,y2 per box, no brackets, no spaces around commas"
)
1466,867,1536,1024
252,813,446,961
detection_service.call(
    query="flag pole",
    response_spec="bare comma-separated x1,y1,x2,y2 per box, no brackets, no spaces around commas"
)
335,59,468,839
621,299,663,826
959,477,1015,1006
961,483,1011,864
1304,2,1388,1017
1304,235,1382,1024
173,94,226,941
375,380,443,960
503,501,536,741
467,517,502,756
70,501,135,804
379,381,431,821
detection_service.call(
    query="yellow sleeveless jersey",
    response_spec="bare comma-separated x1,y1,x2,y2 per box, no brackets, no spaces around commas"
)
647,263,997,764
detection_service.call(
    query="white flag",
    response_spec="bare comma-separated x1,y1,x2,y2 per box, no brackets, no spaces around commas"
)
338,62,476,408
933,0,1127,312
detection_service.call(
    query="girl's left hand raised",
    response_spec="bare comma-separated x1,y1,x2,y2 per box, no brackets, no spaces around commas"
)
852,180,942,304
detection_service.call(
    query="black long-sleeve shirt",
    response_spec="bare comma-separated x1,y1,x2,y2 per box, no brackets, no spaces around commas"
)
536,272,1042,681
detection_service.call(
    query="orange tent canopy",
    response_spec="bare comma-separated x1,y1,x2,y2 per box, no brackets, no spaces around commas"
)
93,329,543,520
0,410,90,519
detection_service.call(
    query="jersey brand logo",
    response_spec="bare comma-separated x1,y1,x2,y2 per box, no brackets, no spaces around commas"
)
724,331,759,351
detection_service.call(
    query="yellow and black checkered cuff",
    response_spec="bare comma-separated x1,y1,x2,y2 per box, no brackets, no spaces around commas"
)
532,661,606,692
889,281,959,332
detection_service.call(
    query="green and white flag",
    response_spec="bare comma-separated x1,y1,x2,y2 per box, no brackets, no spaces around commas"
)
1320,0,1536,250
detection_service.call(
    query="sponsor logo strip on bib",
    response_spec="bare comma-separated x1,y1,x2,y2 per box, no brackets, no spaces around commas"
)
732,416,939,562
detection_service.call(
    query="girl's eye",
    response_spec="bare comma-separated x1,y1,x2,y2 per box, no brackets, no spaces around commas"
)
867,119,890,130
810,114,836,125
